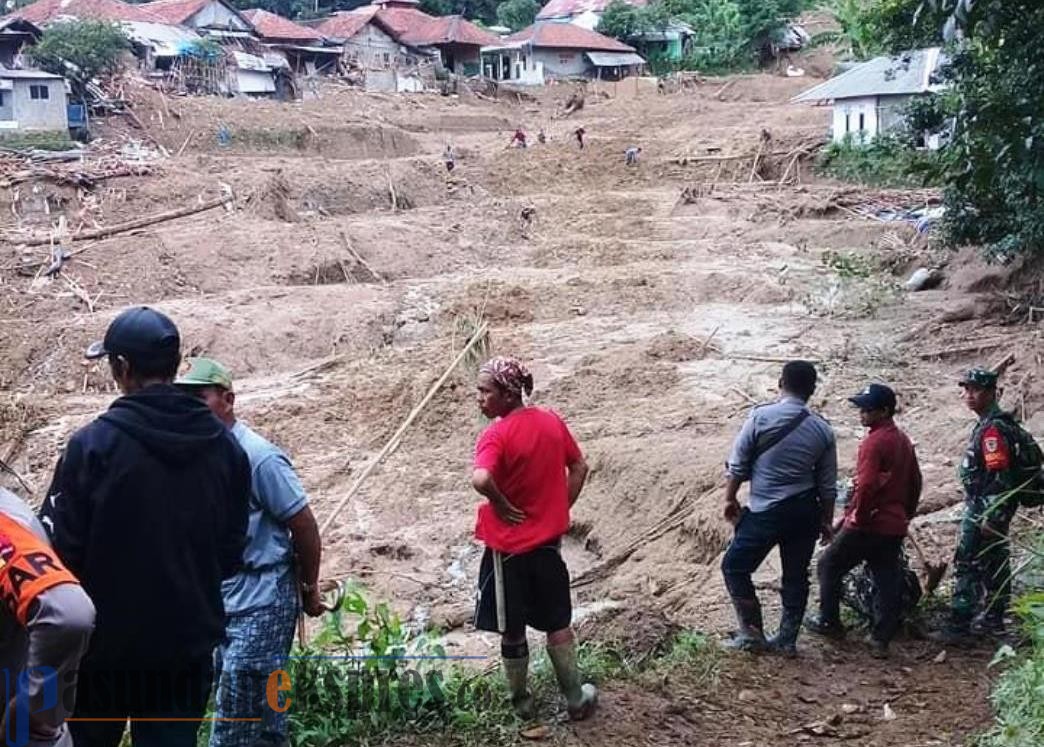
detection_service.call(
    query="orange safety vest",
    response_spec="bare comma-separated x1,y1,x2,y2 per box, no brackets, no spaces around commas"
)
0,513,79,626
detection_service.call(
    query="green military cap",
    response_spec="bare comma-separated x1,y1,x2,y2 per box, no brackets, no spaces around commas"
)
958,367,998,389
175,357,234,391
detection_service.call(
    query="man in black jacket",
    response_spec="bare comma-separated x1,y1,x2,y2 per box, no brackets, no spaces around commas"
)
40,306,250,747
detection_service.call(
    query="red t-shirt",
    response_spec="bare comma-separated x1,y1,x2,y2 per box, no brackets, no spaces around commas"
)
473,407,582,554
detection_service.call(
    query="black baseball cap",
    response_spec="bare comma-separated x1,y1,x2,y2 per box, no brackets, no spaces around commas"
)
848,383,897,412
85,306,180,366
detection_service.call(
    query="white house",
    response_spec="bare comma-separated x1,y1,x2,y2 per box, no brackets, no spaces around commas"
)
0,69,68,135
481,21,643,85
792,48,946,144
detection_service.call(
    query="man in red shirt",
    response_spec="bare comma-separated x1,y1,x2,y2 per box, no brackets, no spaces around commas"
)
471,356,596,721
805,383,922,658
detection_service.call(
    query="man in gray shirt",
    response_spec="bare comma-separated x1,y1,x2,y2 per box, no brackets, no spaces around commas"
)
720,361,837,656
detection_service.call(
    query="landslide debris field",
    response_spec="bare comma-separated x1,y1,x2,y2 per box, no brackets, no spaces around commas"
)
3,73,1040,745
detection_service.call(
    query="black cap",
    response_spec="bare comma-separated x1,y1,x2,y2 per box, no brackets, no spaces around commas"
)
85,306,180,366
848,383,897,412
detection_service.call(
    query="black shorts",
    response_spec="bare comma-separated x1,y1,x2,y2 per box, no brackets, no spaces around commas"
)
474,541,572,635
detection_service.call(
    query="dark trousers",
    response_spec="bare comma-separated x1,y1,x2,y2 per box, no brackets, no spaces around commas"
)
721,492,820,620
70,657,214,747
817,528,904,643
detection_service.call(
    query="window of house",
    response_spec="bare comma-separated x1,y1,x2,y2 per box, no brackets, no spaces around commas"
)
29,84,49,100
845,113,850,133
858,112,865,131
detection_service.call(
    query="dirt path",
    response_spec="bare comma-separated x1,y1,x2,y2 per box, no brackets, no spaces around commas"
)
1,72,1031,745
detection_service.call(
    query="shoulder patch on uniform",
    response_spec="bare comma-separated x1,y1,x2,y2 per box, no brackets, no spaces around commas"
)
0,533,13,568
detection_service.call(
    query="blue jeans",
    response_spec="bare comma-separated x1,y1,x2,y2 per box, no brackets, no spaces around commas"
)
721,492,821,618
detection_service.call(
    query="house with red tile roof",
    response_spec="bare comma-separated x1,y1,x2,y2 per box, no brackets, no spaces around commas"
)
315,5,412,71
141,0,255,40
481,21,643,85
241,8,341,75
3,0,168,25
319,0,497,75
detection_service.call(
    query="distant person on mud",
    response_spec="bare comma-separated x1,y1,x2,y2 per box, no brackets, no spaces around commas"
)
537,128,546,145
443,144,456,172
574,127,586,149
175,357,324,747
40,307,250,747
510,127,527,148
721,360,838,657
935,368,1038,643
805,384,921,658
470,356,597,722
625,146,641,166
0,487,94,747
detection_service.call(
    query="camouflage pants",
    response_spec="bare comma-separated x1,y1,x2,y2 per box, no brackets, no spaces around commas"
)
951,494,1018,622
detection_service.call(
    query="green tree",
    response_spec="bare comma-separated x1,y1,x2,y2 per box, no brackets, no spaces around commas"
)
812,0,883,60
28,20,129,98
597,0,646,40
495,0,539,30
927,0,1044,257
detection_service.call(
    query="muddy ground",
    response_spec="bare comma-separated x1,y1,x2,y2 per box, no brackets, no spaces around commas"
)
2,62,1040,746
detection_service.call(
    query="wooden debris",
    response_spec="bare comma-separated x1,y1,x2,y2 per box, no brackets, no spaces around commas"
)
16,193,234,246
339,232,385,284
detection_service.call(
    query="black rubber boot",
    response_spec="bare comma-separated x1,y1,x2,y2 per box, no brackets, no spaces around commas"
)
804,613,847,640
767,608,803,658
724,598,767,652
971,610,1006,637
930,617,974,646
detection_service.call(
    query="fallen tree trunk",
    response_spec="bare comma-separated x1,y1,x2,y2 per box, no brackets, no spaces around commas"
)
16,194,233,246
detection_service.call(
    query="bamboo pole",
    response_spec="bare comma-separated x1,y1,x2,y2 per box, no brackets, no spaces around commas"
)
318,321,490,538
17,194,233,246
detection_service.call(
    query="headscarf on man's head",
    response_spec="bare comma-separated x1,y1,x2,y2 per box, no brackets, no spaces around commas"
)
479,356,534,398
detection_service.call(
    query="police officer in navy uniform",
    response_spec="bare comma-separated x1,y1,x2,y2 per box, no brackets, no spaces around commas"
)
937,368,1021,642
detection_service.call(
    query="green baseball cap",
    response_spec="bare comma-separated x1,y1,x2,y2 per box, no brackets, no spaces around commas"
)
958,367,998,389
175,357,233,391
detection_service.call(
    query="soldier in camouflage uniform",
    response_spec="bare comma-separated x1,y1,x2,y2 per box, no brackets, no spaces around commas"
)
938,368,1021,641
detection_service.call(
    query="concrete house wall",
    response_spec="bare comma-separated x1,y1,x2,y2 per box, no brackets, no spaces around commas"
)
832,95,878,143
832,93,918,143
0,77,68,133
533,47,588,78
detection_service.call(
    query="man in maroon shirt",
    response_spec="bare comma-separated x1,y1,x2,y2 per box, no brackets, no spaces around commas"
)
470,356,597,721
805,383,922,657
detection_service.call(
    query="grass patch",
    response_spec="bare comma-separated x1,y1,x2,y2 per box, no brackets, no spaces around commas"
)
0,131,77,151
978,522,1044,747
227,127,315,151
277,586,722,747
816,135,943,188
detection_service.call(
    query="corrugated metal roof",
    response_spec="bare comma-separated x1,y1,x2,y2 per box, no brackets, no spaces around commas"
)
586,51,644,66
241,8,323,42
792,48,946,103
505,21,634,52
537,0,647,20
122,19,200,55
0,68,64,79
